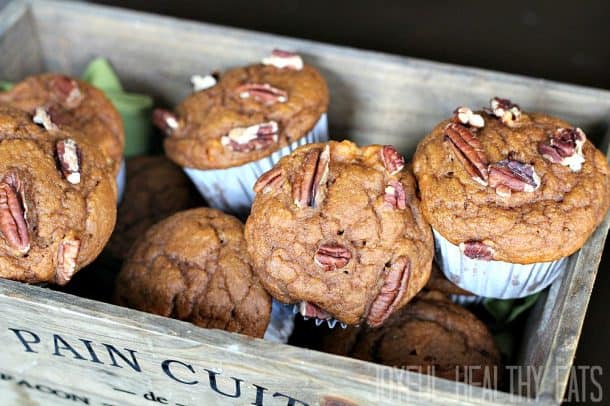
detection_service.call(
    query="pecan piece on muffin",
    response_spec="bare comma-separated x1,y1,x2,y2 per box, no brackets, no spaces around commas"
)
245,140,434,326
114,208,271,338
413,98,610,298
0,105,117,285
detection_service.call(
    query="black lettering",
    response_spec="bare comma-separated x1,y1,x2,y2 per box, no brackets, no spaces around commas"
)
9,328,40,353
273,392,309,406
204,369,242,398
16,379,33,389
251,384,268,406
52,335,86,360
0,373,12,381
161,360,198,385
144,391,168,404
79,339,103,364
73,394,90,405
35,384,56,395
102,344,141,372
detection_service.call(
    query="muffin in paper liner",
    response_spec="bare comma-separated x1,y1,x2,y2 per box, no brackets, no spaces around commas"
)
433,229,568,299
184,114,328,215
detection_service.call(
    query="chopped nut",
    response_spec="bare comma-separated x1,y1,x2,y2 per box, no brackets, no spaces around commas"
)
50,75,83,109
253,166,284,194
0,173,30,255
444,123,489,185
56,237,80,285
299,301,332,320
367,256,410,327
453,106,485,128
261,49,304,70
292,146,330,208
152,108,180,136
33,107,57,131
381,145,405,175
384,180,406,209
538,127,586,172
489,97,521,127
190,74,217,91
235,83,288,105
460,241,494,261
314,242,352,271
488,159,540,196
221,121,279,152
56,139,81,185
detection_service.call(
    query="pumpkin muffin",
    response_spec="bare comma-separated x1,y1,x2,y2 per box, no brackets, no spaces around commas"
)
154,50,329,214
317,291,501,387
114,208,271,338
0,73,125,176
0,104,117,284
245,140,434,326
413,98,610,298
105,155,203,262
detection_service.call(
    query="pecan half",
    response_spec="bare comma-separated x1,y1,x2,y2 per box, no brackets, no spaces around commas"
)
253,166,284,194
538,127,586,172
190,73,217,92
315,242,352,271
56,237,80,285
444,123,489,185
453,106,485,128
221,121,279,152
153,108,180,136
56,139,81,185
489,97,521,127
384,180,406,209
0,173,30,255
261,49,304,70
367,256,410,327
299,301,332,320
235,83,288,105
381,145,405,175
33,107,57,131
488,159,540,196
292,145,330,208
50,75,83,109
459,241,494,261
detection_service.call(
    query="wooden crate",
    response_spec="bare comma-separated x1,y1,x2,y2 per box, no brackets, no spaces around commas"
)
1,0,609,404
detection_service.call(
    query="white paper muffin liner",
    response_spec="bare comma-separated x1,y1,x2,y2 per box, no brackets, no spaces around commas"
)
263,300,295,343
183,114,328,215
433,229,568,299
116,158,126,204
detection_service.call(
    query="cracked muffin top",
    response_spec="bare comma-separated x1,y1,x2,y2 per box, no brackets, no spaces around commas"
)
114,208,272,338
245,140,434,326
317,291,500,387
157,50,329,169
413,98,610,264
105,155,203,262
0,104,117,284
0,73,125,176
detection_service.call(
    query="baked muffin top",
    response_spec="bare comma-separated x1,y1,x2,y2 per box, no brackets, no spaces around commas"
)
317,291,500,387
114,208,271,338
105,155,203,261
245,140,433,326
159,51,329,169
0,104,117,284
0,73,125,176
413,99,610,264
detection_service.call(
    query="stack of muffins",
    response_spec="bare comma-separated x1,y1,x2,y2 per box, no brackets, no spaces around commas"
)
2,51,609,388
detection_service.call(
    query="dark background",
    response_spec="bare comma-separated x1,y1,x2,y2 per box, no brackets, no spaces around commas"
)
89,0,610,402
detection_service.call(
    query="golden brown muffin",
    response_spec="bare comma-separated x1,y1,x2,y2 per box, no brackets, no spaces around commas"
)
157,50,329,169
318,291,501,387
105,155,203,261
0,73,125,176
413,99,610,264
245,140,434,326
0,104,117,284
114,208,272,338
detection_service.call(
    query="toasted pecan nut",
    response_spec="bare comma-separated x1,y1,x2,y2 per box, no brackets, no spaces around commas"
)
384,180,407,209
221,121,279,152
488,159,540,196
489,97,521,127
538,127,586,172
253,166,285,194
235,83,288,105
56,139,82,185
293,145,330,208
55,237,80,285
261,49,304,70
381,145,405,175
460,241,494,261
299,301,332,320
367,256,410,327
453,106,485,128
444,123,489,185
32,107,58,131
315,242,352,271
50,75,83,109
0,173,30,255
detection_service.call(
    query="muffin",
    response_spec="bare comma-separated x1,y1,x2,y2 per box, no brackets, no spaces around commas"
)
155,49,329,215
426,262,480,305
245,140,434,327
413,98,610,298
0,73,126,195
0,104,117,284
114,208,272,338
317,291,501,387
105,155,203,262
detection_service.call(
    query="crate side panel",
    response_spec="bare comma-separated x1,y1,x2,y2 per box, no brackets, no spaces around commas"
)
0,2,43,80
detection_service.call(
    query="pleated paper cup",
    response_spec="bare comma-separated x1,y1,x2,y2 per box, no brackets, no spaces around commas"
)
263,300,296,343
433,229,568,299
184,114,328,216
116,158,126,204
